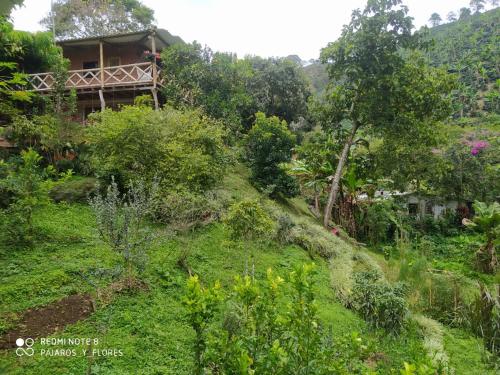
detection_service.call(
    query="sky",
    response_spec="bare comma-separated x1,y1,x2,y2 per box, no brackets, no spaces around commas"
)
11,0,483,60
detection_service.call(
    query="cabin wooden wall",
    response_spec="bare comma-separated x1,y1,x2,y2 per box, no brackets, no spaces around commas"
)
62,43,146,70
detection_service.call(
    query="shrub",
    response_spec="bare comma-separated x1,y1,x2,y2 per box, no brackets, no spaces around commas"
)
244,112,299,198
0,149,60,245
351,270,408,333
152,189,226,232
184,264,371,374
86,105,228,192
275,214,295,244
223,199,274,242
49,176,97,203
356,199,406,245
89,178,157,289
182,275,223,375
224,199,274,276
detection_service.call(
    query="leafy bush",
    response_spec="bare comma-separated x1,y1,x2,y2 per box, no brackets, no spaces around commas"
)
244,112,299,198
351,271,409,333
356,200,406,245
86,105,228,192
152,189,226,232
183,264,371,374
89,178,157,289
182,275,223,374
223,199,274,242
275,214,295,244
0,149,60,245
224,199,274,276
49,176,97,203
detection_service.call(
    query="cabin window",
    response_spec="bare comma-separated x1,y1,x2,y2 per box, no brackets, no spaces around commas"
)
408,203,418,216
108,57,121,67
82,61,98,79
83,61,98,70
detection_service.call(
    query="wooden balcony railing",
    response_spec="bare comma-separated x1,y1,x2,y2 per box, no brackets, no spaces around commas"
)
27,62,159,91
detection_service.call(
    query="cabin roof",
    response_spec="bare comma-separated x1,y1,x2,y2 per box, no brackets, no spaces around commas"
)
57,28,183,50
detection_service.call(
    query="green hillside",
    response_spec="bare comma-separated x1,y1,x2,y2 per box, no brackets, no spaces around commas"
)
0,165,494,374
1,1,499,374
425,7,500,117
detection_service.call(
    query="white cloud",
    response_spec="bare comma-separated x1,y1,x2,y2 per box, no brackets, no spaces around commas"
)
12,0,478,60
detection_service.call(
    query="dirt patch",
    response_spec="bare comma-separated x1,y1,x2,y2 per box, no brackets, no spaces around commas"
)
0,294,93,349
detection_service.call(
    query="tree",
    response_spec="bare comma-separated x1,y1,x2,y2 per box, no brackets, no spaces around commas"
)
459,7,472,19
463,201,499,274
244,112,299,198
319,0,454,228
160,42,255,132
245,56,310,124
436,136,499,204
375,120,446,193
429,13,442,27
0,0,24,17
490,0,499,7
40,0,155,39
470,0,486,13
0,17,59,123
446,11,457,22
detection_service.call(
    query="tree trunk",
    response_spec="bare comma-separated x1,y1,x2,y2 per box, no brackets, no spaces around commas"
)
323,122,359,228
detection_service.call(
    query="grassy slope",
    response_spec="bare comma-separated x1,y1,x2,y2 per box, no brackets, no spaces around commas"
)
0,166,494,374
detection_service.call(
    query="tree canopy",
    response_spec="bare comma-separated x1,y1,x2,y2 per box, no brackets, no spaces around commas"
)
318,0,454,227
429,13,442,27
40,0,156,39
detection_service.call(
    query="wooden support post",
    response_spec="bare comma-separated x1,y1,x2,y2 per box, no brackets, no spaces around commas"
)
98,89,105,111
151,87,159,110
99,41,104,88
151,30,157,90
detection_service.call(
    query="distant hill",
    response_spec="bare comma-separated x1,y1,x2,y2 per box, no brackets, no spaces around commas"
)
425,7,500,117
300,7,500,114
302,61,328,97
283,55,329,97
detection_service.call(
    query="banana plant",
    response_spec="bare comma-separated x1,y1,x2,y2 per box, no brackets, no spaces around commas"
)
463,201,500,274
287,158,333,216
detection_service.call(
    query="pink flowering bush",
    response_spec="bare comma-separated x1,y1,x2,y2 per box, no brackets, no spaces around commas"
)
470,140,489,155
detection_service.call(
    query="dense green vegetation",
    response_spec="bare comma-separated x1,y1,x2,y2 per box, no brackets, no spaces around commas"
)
0,0,499,373
425,6,500,118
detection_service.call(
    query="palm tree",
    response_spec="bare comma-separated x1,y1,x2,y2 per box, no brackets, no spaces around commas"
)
463,201,499,273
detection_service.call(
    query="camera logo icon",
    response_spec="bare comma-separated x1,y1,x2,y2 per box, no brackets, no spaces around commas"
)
15,338,34,356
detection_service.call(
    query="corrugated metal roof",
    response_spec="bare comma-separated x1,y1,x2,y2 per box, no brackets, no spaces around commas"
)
57,28,184,50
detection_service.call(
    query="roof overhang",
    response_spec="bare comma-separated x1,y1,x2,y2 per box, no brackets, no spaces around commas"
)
57,28,184,50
